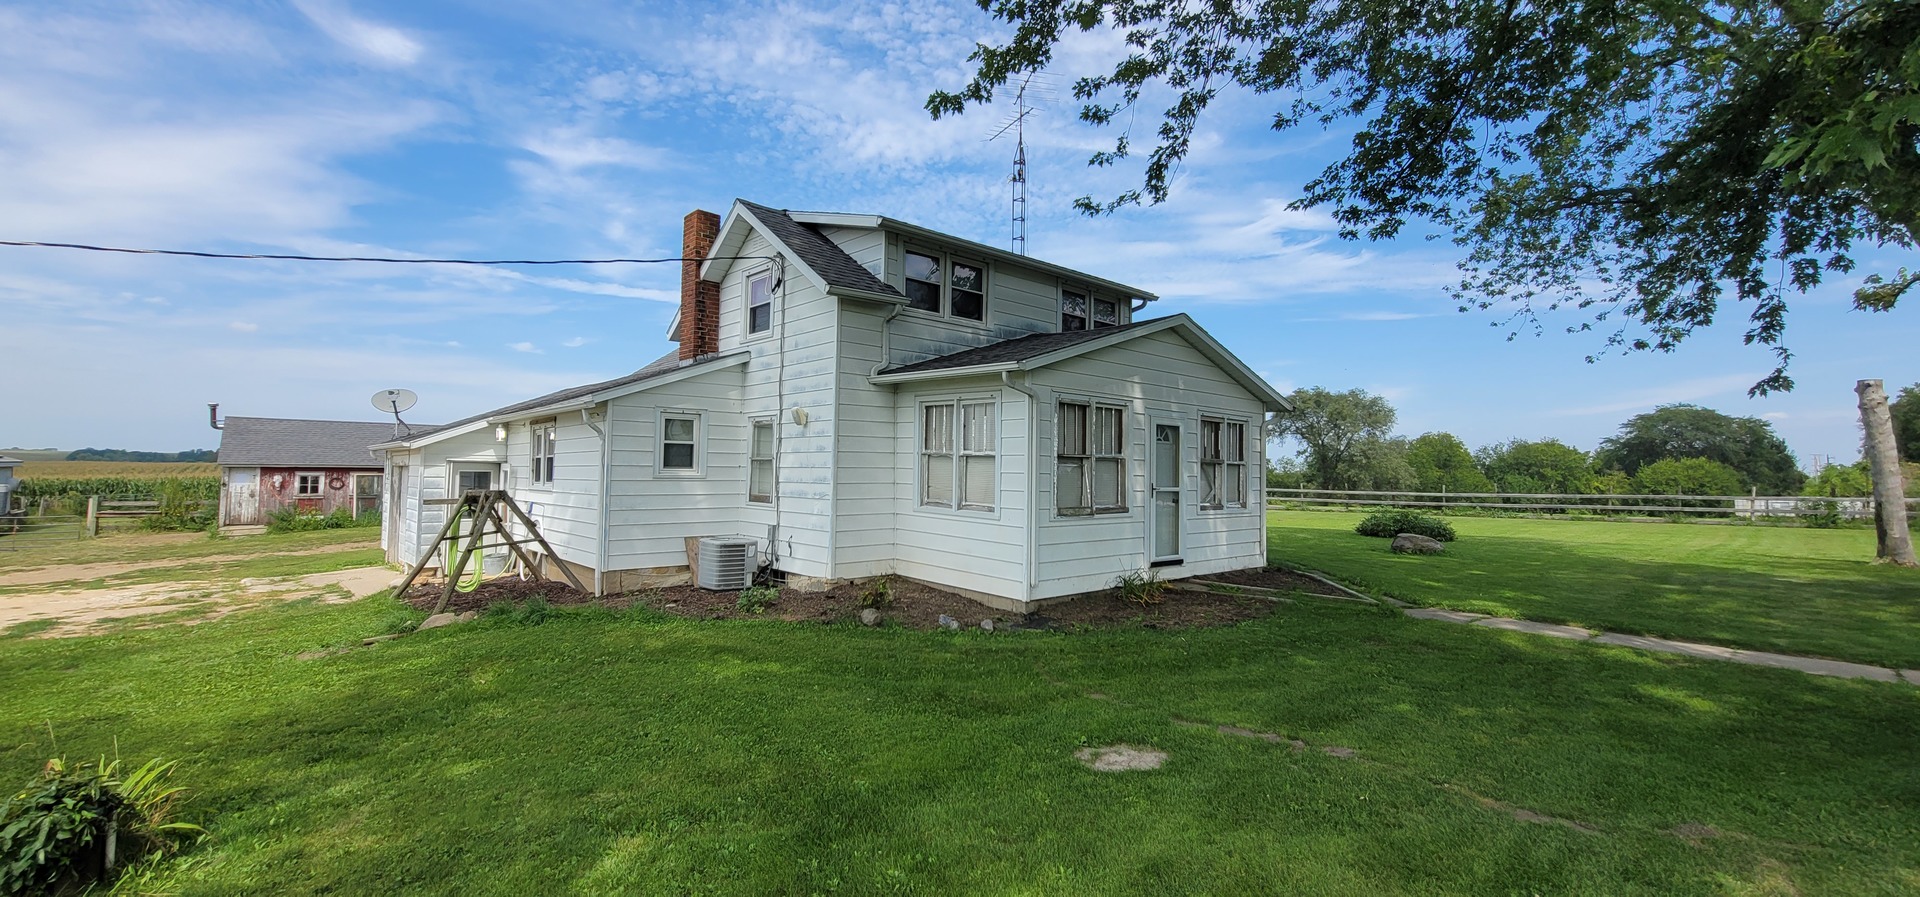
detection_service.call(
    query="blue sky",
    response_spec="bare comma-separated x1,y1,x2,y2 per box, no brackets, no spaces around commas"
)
3,0,1913,465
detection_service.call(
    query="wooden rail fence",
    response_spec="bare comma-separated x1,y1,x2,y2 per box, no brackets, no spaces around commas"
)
1265,487,1919,519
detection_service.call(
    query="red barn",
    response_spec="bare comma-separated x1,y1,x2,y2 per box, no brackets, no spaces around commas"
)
215,417,402,528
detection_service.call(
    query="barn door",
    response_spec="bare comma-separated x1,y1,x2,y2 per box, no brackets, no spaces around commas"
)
224,468,261,526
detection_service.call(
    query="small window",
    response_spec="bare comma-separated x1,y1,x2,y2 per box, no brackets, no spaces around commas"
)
1057,401,1126,516
530,419,557,485
1093,297,1119,327
950,261,985,321
904,248,987,321
1061,289,1089,332
1201,417,1248,510
747,270,774,335
905,250,942,313
921,399,996,511
295,473,323,497
749,419,775,504
662,414,698,471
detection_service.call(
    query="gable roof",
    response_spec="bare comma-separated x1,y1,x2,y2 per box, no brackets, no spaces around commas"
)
0,456,23,466
375,350,748,450
735,201,901,299
217,417,401,468
871,314,1294,412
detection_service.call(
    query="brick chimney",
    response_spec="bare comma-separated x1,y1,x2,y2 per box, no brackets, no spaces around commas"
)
679,209,721,360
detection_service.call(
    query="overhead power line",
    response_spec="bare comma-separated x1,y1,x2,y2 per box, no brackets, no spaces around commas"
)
0,240,774,266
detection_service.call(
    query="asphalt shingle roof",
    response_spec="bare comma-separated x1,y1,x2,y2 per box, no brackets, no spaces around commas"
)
878,317,1165,377
217,418,404,468
393,350,712,444
737,200,901,298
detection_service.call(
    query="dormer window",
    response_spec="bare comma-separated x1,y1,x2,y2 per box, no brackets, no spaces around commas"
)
1062,289,1120,332
747,270,774,335
904,249,987,322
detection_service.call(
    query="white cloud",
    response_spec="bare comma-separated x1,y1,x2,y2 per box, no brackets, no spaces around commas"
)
563,337,588,347
291,1,423,67
509,341,540,353
229,321,259,332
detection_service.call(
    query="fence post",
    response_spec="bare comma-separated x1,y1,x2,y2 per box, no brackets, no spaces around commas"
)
86,495,100,538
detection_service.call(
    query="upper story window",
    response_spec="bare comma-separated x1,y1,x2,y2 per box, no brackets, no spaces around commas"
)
1057,401,1127,516
1062,288,1122,332
1200,416,1248,510
904,249,987,322
747,270,774,335
530,419,557,485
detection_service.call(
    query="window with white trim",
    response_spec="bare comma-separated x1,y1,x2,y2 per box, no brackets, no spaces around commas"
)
295,472,323,497
661,414,698,472
903,248,987,322
530,419,557,485
1201,417,1248,509
748,419,775,504
1057,401,1126,516
747,270,774,335
921,399,996,511
1061,288,1121,332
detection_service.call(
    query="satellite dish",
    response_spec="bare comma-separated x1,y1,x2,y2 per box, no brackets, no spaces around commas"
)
372,388,417,415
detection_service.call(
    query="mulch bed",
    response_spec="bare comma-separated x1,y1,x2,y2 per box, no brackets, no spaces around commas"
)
402,565,1344,631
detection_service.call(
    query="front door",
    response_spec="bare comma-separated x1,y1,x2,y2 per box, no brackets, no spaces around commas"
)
224,468,261,526
1151,424,1182,564
445,464,502,570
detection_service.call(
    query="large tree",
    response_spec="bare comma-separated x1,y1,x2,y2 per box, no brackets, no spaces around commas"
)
1475,438,1597,494
1405,432,1496,494
1267,387,1397,489
930,0,1919,393
1893,382,1920,462
1594,404,1806,494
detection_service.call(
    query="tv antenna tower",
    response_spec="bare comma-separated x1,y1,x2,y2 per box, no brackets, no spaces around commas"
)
988,72,1048,255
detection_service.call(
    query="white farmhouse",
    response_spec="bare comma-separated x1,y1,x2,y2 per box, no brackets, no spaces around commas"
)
376,201,1291,612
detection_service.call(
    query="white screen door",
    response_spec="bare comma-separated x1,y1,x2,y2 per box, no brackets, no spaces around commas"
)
1151,424,1181,562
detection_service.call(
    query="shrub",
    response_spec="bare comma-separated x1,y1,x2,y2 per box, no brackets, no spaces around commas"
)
266,507,380,534
1113,570,1167,607
1355,510,1457,541
857,577,894,609
0,756,204,894
736,585,779,614
1631,457,1746,507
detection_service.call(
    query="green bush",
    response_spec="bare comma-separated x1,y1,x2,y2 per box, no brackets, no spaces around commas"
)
1631,458,1746,506
266,507,379,534
1355,510,1457,541
0,756,203,894
737,585,779,615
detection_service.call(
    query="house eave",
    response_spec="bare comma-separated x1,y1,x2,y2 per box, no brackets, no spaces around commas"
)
786,211,883,229
868,361,1020,384
485,351,754,426
370,419,493,452
876,216,1159,303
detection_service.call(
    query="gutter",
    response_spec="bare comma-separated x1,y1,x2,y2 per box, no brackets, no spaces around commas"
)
1001,371,1040,597
582,408,609,596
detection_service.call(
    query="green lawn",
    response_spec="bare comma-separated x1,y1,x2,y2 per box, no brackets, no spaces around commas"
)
1268,510,1920,668
0,528,380,570
4,594,1918,894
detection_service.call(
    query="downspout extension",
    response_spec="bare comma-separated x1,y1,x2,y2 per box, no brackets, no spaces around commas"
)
869,303,907,377
583,408,608,596
1001,371,1040,596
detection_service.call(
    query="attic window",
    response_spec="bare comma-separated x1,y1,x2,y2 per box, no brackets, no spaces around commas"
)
747,270,774,335
904,249,987,322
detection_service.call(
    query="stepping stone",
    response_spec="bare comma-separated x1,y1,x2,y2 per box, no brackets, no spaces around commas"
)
1472,617,1592,640
1593,632,1742,661
1404,608,1486,624
1724,650,1897,683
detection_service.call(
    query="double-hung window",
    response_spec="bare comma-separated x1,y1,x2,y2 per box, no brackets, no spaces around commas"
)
904,249,986,322
661,414,698,473
1057,401,1126,515
747,270,774,335
1201,417,1248,509
748,419,775,503
1061,288,1121,332
921,399,996,511
529,419,557,485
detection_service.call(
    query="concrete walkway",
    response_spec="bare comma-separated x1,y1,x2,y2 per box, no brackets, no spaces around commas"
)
1400,606,1915,685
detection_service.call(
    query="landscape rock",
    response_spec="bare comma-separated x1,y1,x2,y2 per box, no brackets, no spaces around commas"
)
980,619,995,632
418,612,461,631
936,614,960,631
456,610,477,622
859,608,882,627
1390,533,1446,555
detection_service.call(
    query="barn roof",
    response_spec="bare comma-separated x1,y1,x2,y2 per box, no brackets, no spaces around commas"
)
0,456,22,466
217,417,401,468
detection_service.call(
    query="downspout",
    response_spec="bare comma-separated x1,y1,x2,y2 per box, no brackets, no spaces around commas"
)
1001,370,1039,598
583,408,608,596
868,302,906,377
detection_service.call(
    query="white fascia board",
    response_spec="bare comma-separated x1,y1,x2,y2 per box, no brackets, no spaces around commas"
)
831,287,907,306
868,361,1021,384
877,217,1158,303
485,352,752,425
697,202,832,298
666,307,681,342
786,211,883,228
369,418,492,451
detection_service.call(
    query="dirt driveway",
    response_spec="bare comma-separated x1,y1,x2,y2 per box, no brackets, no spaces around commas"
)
0,557,395,638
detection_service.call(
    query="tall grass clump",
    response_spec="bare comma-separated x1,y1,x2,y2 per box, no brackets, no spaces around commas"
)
266,507,380,534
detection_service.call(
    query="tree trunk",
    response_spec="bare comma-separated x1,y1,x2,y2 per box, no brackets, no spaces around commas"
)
1856,379,1917,566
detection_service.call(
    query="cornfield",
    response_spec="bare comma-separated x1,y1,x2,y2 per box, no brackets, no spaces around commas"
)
14,475,221,504
16,461,220,479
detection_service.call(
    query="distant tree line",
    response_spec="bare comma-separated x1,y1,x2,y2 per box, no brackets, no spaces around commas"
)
63,448,217,462
1266,386,1920,500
